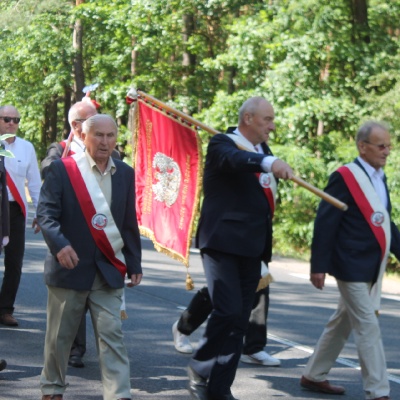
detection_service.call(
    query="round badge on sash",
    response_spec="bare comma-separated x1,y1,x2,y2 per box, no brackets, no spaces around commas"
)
92,213,108,230
259,173,271,188
371,211,384,227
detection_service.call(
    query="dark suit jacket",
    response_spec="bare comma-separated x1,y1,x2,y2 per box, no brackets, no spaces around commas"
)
37,157,142,290
311,158,400,282
196,132,275,263
0,156,10,245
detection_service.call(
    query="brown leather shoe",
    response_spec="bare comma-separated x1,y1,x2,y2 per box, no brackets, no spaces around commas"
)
300,376,345,395
0,313,18,326
41,395,63,400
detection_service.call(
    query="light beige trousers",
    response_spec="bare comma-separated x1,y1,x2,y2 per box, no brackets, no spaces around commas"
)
303,280,389,399
40,273,131,400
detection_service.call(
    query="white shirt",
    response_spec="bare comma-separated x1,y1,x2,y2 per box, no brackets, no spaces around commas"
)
3,136,42,212
234,128,277,172
64,136,85,154
357,156,388,209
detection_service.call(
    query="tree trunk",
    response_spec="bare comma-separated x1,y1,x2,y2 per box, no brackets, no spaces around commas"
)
350,0,370,43
73,0,85,101
63,86,72,139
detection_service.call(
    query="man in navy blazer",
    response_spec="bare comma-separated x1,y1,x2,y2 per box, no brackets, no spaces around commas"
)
301,121,400,400
38,114,142,400
188,97,293,400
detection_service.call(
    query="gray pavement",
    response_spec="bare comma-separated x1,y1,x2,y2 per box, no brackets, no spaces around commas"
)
0,206,400,399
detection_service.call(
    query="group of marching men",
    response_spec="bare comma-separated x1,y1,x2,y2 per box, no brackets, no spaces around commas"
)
0,97,396,400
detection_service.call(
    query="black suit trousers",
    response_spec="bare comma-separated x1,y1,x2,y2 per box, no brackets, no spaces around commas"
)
189,249,261,398
178,286,269,355
0,202,25,314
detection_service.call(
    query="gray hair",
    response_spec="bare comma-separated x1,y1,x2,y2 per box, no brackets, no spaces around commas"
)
356,121,389,144
238,97,270,124
68,101,97,125
82,114,118,134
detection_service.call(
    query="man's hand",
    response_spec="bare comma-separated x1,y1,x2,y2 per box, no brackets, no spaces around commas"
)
271,159,293,180
310,273,325,290
56,245,79,269
32,217,41,234
126,273,143,287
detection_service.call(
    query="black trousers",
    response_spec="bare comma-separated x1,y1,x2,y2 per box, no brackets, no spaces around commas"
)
0,202,25,315
178,285,269,355
189,249,261,398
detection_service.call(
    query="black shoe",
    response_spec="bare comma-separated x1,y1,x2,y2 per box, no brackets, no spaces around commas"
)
187,366,208,400
0,359,7,372
68,355,84,368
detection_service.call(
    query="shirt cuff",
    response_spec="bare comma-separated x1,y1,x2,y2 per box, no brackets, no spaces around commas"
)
261,156,278,172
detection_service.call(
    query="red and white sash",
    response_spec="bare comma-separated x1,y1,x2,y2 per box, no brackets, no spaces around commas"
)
5,171,26,218
226,134,277,217
62,153,127,276
60,136,85,157
337,163,390,310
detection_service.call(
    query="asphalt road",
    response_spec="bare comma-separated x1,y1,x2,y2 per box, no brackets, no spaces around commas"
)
0,207,399,400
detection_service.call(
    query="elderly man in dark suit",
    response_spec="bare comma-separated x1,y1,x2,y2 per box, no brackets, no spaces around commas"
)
187,97,293,400
300,121,400,400
37,114,142,400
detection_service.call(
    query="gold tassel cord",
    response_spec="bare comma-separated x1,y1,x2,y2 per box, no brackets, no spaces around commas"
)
186,269,195,291
256,273,274,292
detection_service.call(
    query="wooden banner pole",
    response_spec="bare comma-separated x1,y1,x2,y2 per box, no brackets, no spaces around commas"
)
135,90,348,211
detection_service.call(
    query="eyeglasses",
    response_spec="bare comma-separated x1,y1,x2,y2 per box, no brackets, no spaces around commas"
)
363,141,391,151
74,118,87,123
0,116,20,124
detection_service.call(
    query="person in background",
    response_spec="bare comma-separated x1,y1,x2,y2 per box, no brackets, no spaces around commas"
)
300,121,400,400
0,105,41,327
40,100,98,179
0,124,10,373
38,114,142,400
187,97,293,400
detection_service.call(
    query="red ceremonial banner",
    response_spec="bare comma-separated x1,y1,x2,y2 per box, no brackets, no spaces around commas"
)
133,98,203,266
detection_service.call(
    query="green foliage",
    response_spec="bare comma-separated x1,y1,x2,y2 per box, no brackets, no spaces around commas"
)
2,0,400,270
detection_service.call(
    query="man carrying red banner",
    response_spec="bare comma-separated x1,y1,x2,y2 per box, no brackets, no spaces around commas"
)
0,105,41,327
37,114,142,400
300,121,400,400
188,97,293,400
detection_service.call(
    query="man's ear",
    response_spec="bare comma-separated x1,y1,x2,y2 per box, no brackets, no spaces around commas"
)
81,132,87,143
245,113,253,125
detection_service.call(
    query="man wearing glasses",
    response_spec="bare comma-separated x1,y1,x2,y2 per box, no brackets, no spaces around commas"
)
0,105,41,327
40,100,98,179
300,121,399,400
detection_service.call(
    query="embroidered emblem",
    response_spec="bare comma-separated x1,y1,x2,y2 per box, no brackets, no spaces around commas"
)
371,211,384,227
259,173,271,188
152,152,181,207
92,213,108,230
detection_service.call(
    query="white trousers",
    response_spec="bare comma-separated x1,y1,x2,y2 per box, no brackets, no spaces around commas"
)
303,280,389,399
40,272,132,400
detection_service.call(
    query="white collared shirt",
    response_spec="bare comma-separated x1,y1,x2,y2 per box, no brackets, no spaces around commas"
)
357,156,388,208
3,136,41,210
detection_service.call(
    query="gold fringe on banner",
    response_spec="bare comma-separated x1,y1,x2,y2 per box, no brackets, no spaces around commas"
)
120,310,128,320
